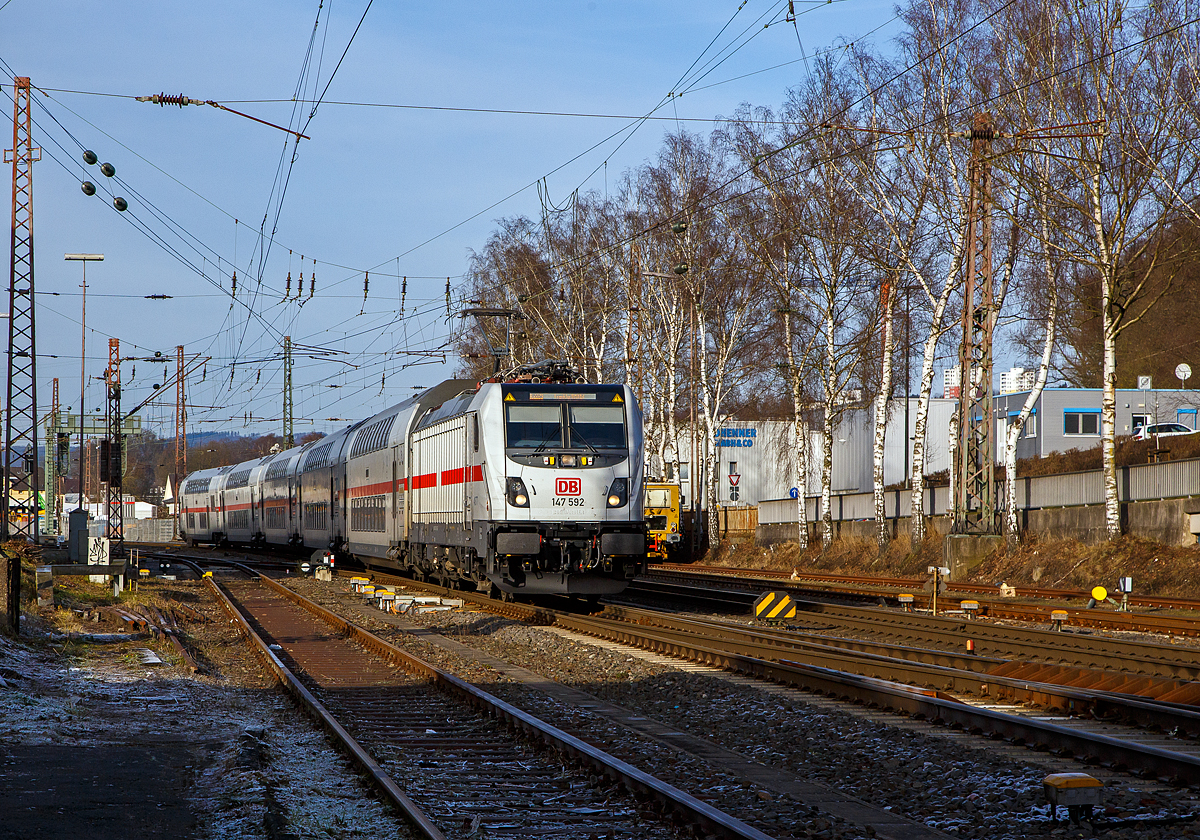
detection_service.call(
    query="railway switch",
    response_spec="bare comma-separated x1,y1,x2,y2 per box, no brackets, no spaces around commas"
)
1050,610,1069,631
1043,773,1102,824
960,600,979,619
754,591,797,622
898,593,914,612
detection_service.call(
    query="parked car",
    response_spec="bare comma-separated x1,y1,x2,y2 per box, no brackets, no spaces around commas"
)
1133,422,1198,441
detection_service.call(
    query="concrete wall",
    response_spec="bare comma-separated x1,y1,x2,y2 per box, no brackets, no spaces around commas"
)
756,515,954,546
757,499,1199,547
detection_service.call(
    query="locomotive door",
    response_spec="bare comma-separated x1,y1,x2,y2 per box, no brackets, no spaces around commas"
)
464,413,475,528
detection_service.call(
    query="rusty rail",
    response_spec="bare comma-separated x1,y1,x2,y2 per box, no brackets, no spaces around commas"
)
218,573,775,840
205,575,447,840
334,571,1200,785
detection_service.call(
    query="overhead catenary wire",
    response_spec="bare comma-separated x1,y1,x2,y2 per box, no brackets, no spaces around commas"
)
7,2,1184,437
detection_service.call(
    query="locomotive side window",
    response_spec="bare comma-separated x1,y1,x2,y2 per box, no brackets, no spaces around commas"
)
505,405,563,448
568,405,626,449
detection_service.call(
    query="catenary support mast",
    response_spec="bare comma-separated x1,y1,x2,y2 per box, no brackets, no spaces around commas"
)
952,113,998,535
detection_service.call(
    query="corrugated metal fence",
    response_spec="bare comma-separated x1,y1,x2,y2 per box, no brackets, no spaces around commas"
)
759,457,1200,524
125,518,178,543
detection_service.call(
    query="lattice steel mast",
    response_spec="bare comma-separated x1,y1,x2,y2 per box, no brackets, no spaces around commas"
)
103,338,124,557
43,378,59,536
4,76,40,544
952,113,998,535
175,344,186,487
282,336,293,448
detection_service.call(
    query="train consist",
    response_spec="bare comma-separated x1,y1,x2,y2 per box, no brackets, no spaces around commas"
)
178,363,648,598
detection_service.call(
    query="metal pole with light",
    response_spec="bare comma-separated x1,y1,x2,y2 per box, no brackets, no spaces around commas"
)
64,254,102,561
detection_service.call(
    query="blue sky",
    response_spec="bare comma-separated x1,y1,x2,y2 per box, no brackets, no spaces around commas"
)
0,1,898,439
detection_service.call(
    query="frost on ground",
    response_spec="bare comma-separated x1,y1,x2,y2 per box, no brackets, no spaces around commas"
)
0,600,416,840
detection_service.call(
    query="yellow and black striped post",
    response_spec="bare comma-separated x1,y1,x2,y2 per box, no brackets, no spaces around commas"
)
754,591,796,621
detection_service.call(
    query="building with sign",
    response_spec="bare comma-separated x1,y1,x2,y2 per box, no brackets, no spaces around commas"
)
664,397,960,509
656,385,1200,519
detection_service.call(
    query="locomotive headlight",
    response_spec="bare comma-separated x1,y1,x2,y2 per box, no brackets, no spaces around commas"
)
506,477,530,508
606,478,628,508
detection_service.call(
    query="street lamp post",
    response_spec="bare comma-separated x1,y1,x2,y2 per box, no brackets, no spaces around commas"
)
64,254,102,560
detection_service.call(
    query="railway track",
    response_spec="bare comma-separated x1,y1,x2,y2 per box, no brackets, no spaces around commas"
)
324,569,1200,786
206,570,776,840
649,563,1200,636
654,563,1200,611
626,577,1200,677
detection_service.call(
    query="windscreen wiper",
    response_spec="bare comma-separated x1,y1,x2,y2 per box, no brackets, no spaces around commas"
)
569,428,599,454
531,428,563,455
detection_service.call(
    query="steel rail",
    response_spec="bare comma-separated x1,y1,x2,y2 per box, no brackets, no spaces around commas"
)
652,562,1195,606
550,609,1200,785
627,578,1200,679
330,569,1200,783
255,573,776,840
654,563,1200,628
600,606,1200,738
204,575,446,840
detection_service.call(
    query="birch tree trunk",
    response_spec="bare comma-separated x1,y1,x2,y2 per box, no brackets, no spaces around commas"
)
908,278,954,543
820,320,836,548
1101,268,1120,540
873,282,897,549
1004,207,1059,544
947,412,958,528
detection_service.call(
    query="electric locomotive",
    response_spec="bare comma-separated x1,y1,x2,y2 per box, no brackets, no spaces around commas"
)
178,363,647,598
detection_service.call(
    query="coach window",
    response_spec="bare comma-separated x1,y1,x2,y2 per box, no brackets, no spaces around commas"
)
568,405,625,449
1063,409,1100,436
506,404,563,448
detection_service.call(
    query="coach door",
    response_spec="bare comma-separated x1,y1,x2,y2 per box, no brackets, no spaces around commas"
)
392,449,403,541
331,468,342,542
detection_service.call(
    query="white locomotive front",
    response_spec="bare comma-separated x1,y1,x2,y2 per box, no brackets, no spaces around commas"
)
177,370,647,599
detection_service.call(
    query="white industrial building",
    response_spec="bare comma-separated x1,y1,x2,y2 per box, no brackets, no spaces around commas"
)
663,397,960,509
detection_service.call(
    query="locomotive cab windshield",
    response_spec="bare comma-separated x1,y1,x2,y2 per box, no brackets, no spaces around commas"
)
502,385,629,465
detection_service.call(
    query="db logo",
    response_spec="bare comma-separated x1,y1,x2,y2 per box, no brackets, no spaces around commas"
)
555,477,582,496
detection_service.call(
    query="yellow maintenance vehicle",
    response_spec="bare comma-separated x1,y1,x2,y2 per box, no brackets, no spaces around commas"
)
644,482,684,562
